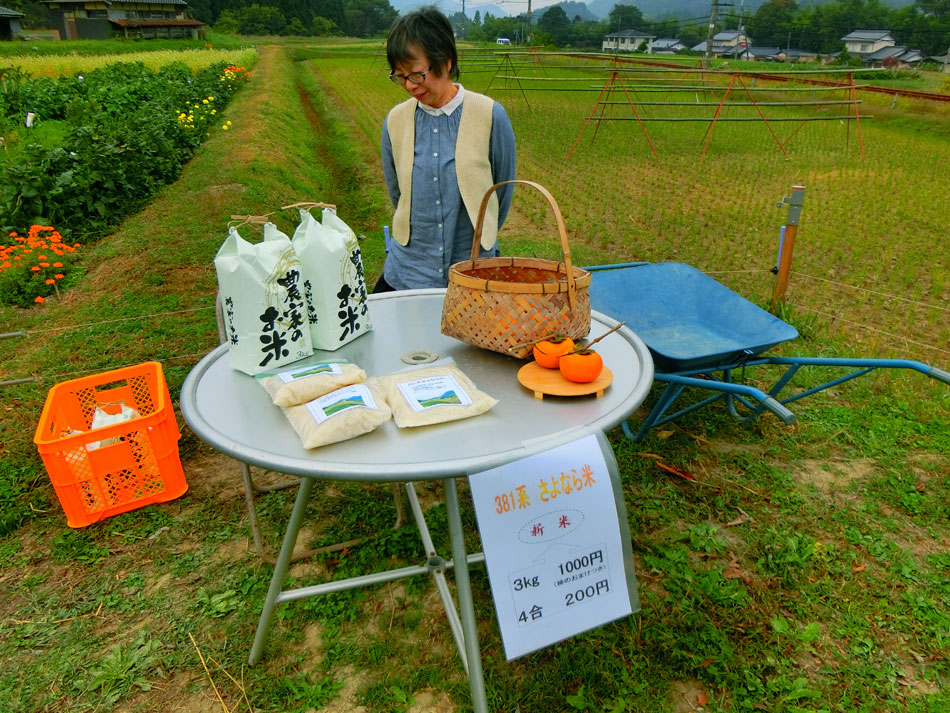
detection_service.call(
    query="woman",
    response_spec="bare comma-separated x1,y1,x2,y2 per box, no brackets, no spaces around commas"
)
376,6,517,292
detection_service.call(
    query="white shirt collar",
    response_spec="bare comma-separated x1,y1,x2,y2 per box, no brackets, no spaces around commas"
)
419,84,465,117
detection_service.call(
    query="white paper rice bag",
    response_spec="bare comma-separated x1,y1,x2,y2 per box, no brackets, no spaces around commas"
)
378,364,497,428
282,380,391,449
257,360,367,407
292,207,372,351
214,224,313,375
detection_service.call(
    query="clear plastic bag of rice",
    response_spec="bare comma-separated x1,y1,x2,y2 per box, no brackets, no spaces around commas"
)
378,364,497,428
258,360,366,407
282,380,391,449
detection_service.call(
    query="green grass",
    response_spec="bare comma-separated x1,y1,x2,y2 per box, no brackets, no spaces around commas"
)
0,43,947,712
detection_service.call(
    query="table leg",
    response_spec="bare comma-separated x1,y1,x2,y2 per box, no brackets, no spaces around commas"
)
444,477,488,713
249,476,315,666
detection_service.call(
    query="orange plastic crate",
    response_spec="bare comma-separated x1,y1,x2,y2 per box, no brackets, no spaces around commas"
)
34,361,188,528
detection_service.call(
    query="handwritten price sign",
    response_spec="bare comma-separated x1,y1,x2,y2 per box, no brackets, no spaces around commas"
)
469,432,639,661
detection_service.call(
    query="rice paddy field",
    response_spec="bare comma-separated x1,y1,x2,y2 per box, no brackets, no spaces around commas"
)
305,47,950,369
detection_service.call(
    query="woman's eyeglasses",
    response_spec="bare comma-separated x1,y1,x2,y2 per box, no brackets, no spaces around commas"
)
389,68,430,85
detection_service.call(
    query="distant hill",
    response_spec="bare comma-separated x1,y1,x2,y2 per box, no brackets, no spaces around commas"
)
389,0,509,19
533,1,598,22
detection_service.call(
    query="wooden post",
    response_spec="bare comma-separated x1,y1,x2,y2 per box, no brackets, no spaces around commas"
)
770,185,805,313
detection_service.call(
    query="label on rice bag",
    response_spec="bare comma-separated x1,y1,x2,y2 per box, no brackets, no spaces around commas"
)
397,375,473,413
276,361,345,383
306,384,378,424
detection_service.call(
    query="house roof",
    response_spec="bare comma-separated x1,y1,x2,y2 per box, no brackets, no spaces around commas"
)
748,46,781,58
605,29,655,39
713,30,743,41
0,5,25,16
865,45,906,61
691,41,740,54
841,30,894,42
110,18,203,27
784,48,817,58
653,38,684,49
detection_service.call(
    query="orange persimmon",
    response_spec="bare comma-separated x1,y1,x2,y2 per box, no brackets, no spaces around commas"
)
532,336,575,369
559,350,603,383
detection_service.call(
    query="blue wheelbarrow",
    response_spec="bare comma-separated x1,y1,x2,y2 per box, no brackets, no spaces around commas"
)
586,262,950,441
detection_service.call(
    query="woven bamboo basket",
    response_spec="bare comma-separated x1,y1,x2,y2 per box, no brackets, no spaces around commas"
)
441,180,591,359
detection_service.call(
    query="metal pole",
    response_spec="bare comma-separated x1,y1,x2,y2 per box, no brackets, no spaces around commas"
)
771,185,805,312
705,0,718,64
444,476,488,713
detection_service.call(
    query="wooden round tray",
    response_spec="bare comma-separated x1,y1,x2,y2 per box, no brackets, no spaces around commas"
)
517,362,614,400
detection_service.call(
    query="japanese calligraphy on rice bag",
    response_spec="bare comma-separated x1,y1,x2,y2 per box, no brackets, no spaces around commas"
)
291,207,372,351
213,224,313,375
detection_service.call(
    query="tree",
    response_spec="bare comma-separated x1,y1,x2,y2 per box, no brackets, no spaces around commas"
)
474,10,481,25
608,3,644,34
538,6,571,46
312,16,342,36
285,16,306,35
916,0,950,18
749,0,798,47
342,0,397,37
239,4,286,35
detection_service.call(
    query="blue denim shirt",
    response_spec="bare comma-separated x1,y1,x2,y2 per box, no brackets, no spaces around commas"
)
381,93,517,290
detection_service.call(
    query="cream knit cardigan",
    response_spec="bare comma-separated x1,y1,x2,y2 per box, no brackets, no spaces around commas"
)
386,91,498,250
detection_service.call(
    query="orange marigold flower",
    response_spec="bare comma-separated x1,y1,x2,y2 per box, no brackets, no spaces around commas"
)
38,254,47,260
30,266,41,272
8,232,16,237
73,243,81,248
40,262,50,267
53,262,63,267
45,278,55,285
35,296,45,304
55,273,64,279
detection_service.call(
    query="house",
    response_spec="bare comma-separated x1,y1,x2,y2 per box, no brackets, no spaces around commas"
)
651,38,686,55
0,6,24,40
602,29,655,54
779,48,819,63
691,30,753,58
864,45,924,68
746,46,781,61
41,0,205,40
841,30,896,57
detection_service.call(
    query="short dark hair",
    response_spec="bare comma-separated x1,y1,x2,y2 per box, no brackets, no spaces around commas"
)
386,6,459,81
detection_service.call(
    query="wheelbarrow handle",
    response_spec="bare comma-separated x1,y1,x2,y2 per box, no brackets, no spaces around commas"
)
763,397,797,425
930,367,950,385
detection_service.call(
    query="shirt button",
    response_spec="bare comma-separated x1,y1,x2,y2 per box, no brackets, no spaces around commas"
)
433,128,438,133
439,268,443,273
433,176,438,182
433,152,438,157
436,200,440,205
438,223,443,228
439,247,443,252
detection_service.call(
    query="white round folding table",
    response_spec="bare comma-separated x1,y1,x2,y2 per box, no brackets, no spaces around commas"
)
180,288,654,713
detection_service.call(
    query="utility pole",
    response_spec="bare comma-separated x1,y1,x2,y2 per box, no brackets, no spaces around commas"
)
705,0,719,64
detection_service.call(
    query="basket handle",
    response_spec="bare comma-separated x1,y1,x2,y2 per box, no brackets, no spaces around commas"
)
472,179,579,310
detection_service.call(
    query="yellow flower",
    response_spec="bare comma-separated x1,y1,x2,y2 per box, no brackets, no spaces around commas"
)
226,120,232,126
222,125,229,131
